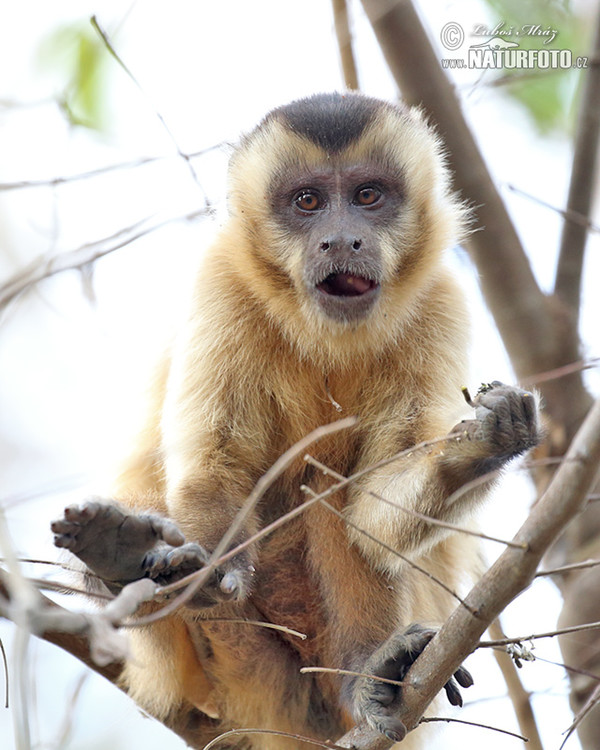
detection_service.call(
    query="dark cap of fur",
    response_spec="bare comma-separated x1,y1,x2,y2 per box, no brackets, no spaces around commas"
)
260,92,401,153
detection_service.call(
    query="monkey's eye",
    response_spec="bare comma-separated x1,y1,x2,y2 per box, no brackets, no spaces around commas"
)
294,190,323,212
353,186,382,207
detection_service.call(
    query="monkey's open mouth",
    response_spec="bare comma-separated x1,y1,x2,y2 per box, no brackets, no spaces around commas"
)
316,273,379,297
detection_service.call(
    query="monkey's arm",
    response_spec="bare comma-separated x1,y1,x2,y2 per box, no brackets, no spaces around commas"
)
337,382,540,738
346,381,541,571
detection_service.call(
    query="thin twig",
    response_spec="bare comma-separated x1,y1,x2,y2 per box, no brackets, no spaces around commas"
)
152,431,455,599
504,183,600,234
300,666,404,688
304,454,525,549
0,143,227,193
535,559,600,578
200,618,306,640
0,209,209,309
203,728,347,750
301,485,472,610
0,636,8,708
139,418,358,619
90,16,208,200
480,620,600,648
420,716,528,741
560,682,600,750
520,356,600,388
487,619,543,750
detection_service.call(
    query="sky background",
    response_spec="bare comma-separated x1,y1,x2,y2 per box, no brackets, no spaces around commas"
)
1,1,599,748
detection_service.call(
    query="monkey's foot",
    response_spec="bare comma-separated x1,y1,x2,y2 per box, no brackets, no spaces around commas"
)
52,499,185,584
352,624,473,742
52,499,255,606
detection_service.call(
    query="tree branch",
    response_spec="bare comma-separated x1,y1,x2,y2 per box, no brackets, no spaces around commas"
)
0,209,209,310
487,619,543,750
336,395,600,748
554,7,600,323
360,0,554,380
331,0,359,90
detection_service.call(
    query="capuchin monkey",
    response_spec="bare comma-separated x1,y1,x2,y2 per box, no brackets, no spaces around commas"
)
52,93,540,749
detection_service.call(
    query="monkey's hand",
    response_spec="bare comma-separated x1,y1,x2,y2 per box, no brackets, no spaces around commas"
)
143,541,255,607
350,624,473,742
51,500,254,607
452,381,541,463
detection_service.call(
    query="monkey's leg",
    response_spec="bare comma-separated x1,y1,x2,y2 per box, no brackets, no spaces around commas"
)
349,624,473,742
51,499,249,606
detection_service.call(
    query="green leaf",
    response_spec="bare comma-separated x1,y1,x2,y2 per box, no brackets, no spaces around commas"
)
478,0,587,134
37,20,110,131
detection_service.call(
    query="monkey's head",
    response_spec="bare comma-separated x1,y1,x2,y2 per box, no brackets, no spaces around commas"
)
226,93,467,355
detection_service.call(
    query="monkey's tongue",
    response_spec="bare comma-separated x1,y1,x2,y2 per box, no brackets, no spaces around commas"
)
317,273,375,297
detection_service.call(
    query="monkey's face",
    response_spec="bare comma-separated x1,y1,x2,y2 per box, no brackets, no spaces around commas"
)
227,94,466,343
270,160,404,324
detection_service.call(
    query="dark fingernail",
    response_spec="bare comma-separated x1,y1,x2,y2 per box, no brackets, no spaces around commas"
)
455,667,474,688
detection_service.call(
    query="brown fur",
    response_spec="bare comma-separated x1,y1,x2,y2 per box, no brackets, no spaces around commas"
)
113,93,490,749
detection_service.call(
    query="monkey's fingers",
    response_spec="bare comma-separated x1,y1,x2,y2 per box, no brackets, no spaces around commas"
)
146,516,185,547
443,677,463,707
442,666,473,707
454,665,474,688
144,542,209,578
363,700,407,744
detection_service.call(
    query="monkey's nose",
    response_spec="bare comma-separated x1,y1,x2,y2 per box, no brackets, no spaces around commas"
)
319,235,363,253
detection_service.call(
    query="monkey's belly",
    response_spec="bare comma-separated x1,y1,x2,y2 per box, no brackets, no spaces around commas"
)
251,524,325,665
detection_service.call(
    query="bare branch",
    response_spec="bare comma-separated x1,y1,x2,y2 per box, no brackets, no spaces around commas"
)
203,728,347,750
360,0,552,380
535,559,600,578
90,16,208,200
0,142,227,193
139,417,358,618
520,356,600,388
0,634,7,708
301,666,404,687
0,209,209,309
336,395,600,748
420,716,528,742
554,7,600,322
331,0,359,90
487,620,544,750
561,682,600,749
504,183,600,235
200,618,306,640
301,485,472,610
152,432,458,602
304,454,525,549
480,620,600,648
